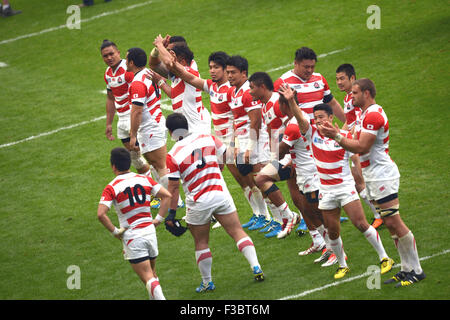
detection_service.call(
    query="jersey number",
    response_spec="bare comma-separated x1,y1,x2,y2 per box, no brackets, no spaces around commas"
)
192,149,206,169
123,184,146,207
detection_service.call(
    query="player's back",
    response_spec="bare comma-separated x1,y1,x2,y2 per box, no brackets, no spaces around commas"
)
167,133,231,210
100,172,161,237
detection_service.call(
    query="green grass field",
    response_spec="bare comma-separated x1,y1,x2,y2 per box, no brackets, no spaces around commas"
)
1,0,449,304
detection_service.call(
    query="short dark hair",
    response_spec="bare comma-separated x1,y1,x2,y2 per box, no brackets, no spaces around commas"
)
336,63,356,80
100,39,117,51
353,78,376,98
295,47,317,62
127,47,147,68
208,51,230,69
166,112,189,132
226,55,249,74
313,103,333,116
169,35,187,44
171,44,194,65
110,147,131,171
249,72,274,91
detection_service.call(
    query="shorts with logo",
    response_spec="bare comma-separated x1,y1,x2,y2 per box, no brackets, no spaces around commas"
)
185,199,237,225
296,171,320,194
365,178,400,202
137,125,167,154
318,185,360,210
122,227,158,261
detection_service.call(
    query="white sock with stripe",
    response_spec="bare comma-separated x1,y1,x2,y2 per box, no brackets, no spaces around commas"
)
363,225,388,260
330,236,347,267
195,248,213,284
236,236,260,269
146,277,165,300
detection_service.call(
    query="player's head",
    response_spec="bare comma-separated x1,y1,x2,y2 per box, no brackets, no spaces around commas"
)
336,64,356,93
126,47,147,72
101,39,121,68
166,113,189,141
167,35,187,50
208,51,230,83
171,44,194,66
110,147,131,173
313,103,333,126
352,78,376,108
248,72,274,101
226,55,249,87
294,47,317,81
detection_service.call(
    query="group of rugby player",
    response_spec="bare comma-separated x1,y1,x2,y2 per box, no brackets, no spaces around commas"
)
97,35,425,299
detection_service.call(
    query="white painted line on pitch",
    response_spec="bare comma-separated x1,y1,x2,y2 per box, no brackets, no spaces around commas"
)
0,116,106,149
278,248,450,300
0,48,346,149
0,1,154,46
0,62,8,68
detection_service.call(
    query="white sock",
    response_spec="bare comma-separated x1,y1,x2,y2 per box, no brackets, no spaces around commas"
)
266,200,281,223
392,235,410,272
244,186,260,215
195,248,212,284
146,278,165,300
363,225,388,260
276,202,293,221
398,231,422,274
317,224,331,250
309,229,324,247
236,236,260,269
330,236,347,267
252,187,270,219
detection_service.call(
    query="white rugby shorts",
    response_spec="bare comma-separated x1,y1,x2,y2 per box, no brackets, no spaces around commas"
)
185,199,236,225
117,117,131,140
296,171,320,194
122,229,158,261
318,185,360,210
365,178,400,202
137,126,167,154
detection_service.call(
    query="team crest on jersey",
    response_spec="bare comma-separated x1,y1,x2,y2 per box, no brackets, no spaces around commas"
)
313,137,324,144
118,77,122,84
314,82,320,88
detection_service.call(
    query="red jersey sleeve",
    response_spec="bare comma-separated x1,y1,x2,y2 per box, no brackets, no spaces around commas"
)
166,154,181,179
129,81,147,106
99,185,115,207
362,111,385,133
125,71,135,84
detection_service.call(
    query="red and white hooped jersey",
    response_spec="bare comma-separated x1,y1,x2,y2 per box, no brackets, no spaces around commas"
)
304,125,355,191
282,116,317,179
204,79,233,140
228,81,264,137
274,71,332,121
262,92,289,132
104,59,134,118
166,133,232,210
358,104,400,182
343,92,362,131
170,66,210,133
129,68,164,133
99,172,161,238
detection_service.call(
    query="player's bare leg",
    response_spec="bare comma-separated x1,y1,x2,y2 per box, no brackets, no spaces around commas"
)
129,259,165,300
142,145,168,187
343,200,392,273
214,211,264,281
189,223,215,292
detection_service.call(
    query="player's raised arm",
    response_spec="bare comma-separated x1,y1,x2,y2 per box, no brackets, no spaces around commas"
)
279,84,310,134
